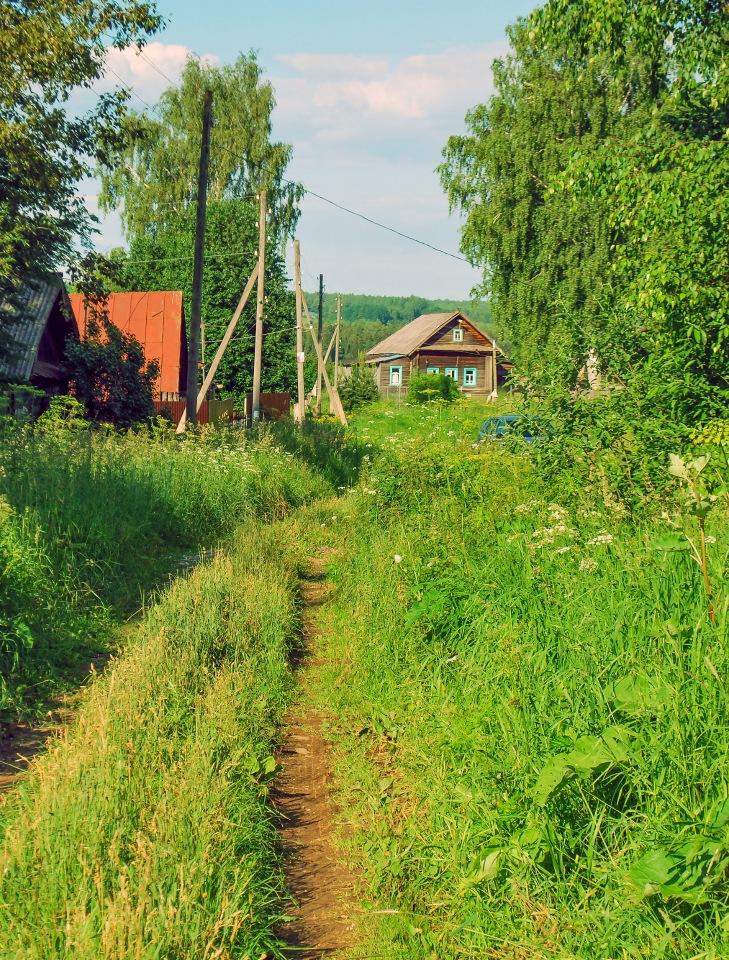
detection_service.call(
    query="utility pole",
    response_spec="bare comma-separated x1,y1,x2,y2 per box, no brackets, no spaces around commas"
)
491,336,498,401
294,240,306,426
314,273,323,415
334,294,341,389
185,87,212,429
251,189,267,422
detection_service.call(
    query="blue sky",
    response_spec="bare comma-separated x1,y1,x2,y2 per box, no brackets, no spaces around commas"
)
90,0,536,298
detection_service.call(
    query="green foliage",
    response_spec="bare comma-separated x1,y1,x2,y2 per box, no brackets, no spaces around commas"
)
270,418,366,489
99,52,302,241
439,20,625,360
407,372,460,404
441,0,729,467
338,362,379,412
314,413,729,958
65,315,160,427
101,52,302,408
0,420,329,720
0,0,162,320
114,199,296,407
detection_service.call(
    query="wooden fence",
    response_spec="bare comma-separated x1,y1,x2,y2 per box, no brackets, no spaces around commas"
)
153,398,235,426
244,392,291,420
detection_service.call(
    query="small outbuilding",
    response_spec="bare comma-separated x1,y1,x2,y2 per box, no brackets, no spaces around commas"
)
366,310,509,399
69,291,188,401
0,276,79,397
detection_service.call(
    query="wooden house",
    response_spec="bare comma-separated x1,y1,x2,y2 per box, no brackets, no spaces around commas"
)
366,310,508,399
0,276,79,396
69,291,188,401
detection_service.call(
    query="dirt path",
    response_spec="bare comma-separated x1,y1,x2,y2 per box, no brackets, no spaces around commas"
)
273,553,358,958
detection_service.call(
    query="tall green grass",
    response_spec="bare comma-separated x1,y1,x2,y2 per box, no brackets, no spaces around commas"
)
315,429,729,958
0,522,298,959
0,417,329,719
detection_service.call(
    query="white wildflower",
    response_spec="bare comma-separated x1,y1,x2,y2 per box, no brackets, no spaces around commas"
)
705,536,717,544
394,554,403,564
579,557,598,572
555,545,571,554
587,533,614,546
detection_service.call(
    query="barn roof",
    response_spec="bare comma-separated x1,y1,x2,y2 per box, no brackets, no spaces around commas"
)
0,277,77,383
367,310,507,361
69,291,187,396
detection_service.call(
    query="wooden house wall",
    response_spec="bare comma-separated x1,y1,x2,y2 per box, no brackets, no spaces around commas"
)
413,352,495,397
421,319,488,352
376,357,412,397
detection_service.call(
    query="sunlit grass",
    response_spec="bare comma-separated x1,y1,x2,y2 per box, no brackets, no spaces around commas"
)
312,412,729,959
0,523,298,959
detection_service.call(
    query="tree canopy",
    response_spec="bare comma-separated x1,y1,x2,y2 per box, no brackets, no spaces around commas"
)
0,0,162,314
102,54,303,408
440,0,729,423
113,199,297,406
99,52,302,243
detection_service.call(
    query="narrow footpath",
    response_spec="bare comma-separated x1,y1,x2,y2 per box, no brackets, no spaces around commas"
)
273,551,359,958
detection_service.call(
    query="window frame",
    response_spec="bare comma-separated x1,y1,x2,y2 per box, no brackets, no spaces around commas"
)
452,327,464,342
389,365,403,386
426,366,440,375
463,367,477,387
445,367,459,381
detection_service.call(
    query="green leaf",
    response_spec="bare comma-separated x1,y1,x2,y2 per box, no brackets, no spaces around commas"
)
649,535,691,553
534,726,633,805
605,674,671,716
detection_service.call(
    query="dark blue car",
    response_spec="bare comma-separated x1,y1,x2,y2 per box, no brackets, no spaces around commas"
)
478,415,552,443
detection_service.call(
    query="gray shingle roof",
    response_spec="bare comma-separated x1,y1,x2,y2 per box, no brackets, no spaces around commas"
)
367,310,504,359
366,312,460,358
0,277,63,382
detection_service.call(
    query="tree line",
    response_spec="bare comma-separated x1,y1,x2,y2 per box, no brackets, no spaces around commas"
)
440,0,728,487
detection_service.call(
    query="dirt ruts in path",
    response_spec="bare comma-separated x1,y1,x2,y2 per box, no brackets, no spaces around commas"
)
273,552,358,958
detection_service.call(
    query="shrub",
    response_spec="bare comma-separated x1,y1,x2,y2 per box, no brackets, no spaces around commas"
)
338,361,379,411
65,315,160,428
407,372,460,404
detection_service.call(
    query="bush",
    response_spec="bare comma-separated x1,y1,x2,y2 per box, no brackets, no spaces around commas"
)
407,372,460,404
338,361,379,411
65,315,160,428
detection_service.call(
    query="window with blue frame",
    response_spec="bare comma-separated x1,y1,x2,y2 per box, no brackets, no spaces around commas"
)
445,367,458,380
463,367,477,387
389,365,403,386
426,366,440,374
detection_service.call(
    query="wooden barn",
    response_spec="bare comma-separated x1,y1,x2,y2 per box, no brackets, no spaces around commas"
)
0,276,79,396
69,291,188,401
366,310,509,399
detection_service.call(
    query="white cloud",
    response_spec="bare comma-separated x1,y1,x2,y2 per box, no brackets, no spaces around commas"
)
275,44,503,142
270,45,503,296
101,41,219,103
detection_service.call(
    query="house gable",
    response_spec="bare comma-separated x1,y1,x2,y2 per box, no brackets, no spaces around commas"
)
419,313,492,354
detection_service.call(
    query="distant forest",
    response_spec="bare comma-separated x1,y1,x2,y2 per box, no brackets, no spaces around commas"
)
304,293,494,362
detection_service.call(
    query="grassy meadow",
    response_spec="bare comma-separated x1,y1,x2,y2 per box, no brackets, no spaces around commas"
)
0,522,300,958
309,398,729,959
1,392,727,958
0,410,333,721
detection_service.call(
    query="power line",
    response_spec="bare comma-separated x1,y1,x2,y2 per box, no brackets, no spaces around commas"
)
96,49,471,267
135,46,181,90
287,180,470,264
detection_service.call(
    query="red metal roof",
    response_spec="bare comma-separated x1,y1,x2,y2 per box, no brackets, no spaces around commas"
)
68,291,187,396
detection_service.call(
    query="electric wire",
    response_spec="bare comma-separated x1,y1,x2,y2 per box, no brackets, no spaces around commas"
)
92,47,472,268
